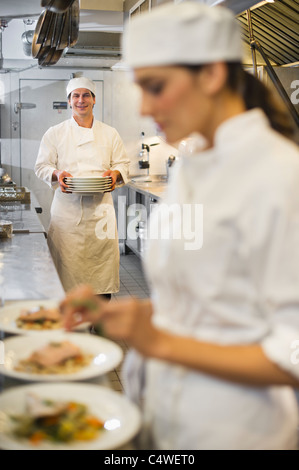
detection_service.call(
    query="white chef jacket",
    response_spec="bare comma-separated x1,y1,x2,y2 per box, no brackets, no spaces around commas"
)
137,109,299,449
35,117,129,294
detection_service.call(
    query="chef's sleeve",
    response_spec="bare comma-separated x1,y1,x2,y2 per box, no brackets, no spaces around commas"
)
260,190,299,381
34,128,59,188
109,130,130,186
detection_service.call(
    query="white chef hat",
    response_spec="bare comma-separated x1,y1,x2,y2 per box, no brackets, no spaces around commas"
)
66,77,96,97
122,2,243,69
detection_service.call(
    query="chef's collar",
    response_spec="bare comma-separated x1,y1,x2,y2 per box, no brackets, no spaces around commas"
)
214,109,269,151
71,116,94,129
71,117,95,146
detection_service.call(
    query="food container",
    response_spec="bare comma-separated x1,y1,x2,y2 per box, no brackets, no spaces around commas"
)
0,220,13,239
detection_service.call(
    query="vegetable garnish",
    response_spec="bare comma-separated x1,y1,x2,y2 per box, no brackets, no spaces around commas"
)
11,395,105,445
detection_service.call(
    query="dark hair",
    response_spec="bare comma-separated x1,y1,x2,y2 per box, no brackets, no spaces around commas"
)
184,62,295,141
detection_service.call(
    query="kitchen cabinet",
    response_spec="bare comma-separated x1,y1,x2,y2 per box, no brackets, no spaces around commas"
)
114,179,166,259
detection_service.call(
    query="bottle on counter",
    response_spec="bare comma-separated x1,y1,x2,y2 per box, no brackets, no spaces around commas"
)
136,220,147,253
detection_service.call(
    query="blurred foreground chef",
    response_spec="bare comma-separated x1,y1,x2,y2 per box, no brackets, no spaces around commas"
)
35,77,129,297
60,3,299,449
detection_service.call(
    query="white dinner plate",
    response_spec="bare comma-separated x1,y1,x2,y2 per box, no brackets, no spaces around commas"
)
0,382,141,450
0,299,89,336
65,175,112,178
66,185,112,189
67,181,111,186
68,190,112,194
66,181,112,185
0,332,123,382
65,177,112,182
69,187,112,190
65,180,112,183
67,188,112,192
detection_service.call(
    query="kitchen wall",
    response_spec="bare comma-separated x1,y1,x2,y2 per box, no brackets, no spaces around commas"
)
0,59,177,229
0,0,298,230
0,64,174,169
1,62,298,231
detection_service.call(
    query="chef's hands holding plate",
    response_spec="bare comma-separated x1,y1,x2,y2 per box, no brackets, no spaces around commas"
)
52,169,73,193
102,170,121,191
60,285,160,357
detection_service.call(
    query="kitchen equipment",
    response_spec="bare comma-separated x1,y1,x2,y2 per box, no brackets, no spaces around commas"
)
51,10,64,48
138,132,160,181
21,30,35,56
32,1,79,66
38,46,63,66
41,0,76,13
31,9,51,59
0,167,12,185
58,9,71,50
0,142,13,185
69,0,79,47
166,154,177,180
0,220,13,239
138,144,150,170
0,186,30,204
136,220,147,253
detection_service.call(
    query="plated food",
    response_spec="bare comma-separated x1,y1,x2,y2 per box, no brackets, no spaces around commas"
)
0,332,123,381
0,299,89,335
16,305,62,330
11,392,105,445
0,383,142,450
14,340,93,375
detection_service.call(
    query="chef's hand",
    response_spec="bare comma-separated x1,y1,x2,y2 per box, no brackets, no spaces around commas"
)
102,170,121,191
60,285,104,329
52,170,73,193
61,285,158,357
95,297,157,357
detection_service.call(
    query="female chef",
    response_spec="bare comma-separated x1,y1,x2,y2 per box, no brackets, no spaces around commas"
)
61,3,299,449
35,77,130,298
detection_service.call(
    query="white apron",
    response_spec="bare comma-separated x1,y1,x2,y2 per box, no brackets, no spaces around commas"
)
35,118,129,294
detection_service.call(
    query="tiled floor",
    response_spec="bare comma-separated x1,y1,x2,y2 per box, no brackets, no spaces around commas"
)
107,252,150,393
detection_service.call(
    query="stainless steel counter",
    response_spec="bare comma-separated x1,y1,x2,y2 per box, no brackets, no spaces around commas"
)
0,190,65,302
0,191,137,450
127,178,167,200
0,232,65,301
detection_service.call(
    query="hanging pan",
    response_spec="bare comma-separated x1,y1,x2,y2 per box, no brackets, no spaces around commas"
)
41,0,76,13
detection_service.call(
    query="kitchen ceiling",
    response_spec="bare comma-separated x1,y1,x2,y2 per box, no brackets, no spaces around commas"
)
0,0,298,66
237,0,299,65
0,0,125,67
0,0,125,31
208,0,299,66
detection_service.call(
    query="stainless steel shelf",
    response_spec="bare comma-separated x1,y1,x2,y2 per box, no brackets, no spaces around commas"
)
0,189,65,302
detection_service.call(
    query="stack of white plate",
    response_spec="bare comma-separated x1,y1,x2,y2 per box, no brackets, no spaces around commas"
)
64,176,112,194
